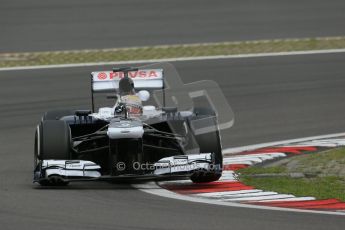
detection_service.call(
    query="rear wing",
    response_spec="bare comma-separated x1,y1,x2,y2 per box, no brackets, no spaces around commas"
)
90,69,164,111
91,69,164,92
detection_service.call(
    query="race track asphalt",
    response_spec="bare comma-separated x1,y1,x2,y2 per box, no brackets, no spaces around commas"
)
1,53,345,229
1,0,345,52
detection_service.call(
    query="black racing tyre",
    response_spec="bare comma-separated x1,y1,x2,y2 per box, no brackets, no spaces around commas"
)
34,127,40,167
43,109,74,120
37,120,72,160
190,108,223,183
38,176,69,186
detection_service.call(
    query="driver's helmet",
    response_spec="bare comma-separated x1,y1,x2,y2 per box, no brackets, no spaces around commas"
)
118,77,142,116
119,77,135,95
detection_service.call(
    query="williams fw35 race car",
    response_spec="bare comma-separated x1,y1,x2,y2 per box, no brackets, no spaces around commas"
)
33,63,233,186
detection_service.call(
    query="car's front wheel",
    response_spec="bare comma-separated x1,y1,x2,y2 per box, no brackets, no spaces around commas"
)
35,120,72,186
189,109,223,183
190,128,222,183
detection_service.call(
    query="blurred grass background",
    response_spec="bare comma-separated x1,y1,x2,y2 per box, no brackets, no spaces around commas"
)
1,36,345,68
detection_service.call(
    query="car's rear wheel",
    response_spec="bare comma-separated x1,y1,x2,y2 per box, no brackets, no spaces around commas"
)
43,109,74,120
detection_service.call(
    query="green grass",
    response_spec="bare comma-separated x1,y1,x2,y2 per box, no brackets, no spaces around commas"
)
238,147,345,201
284,148,345,176
296,148,345,167
237,166,286,175
1,36,345,68
240,176,345,201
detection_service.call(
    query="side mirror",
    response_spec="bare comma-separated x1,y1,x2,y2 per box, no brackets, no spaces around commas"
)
137,90,150,102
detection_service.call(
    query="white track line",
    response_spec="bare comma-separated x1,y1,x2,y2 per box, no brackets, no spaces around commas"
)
1,48,345,72
284,139,345,148
221,191,279,199
223,132,345,154
230,155,274,161
219,171,237,181
254,197,316,203
220,170,235,175
195,190,264,197
236,153,286,158
219,177,237,182
224,153,286,162
284,143,338,148
224,158,263,164
223,160,255,165
224,194,296,202
224,155,274,163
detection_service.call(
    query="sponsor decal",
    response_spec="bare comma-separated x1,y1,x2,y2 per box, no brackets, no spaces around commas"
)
95,70,161,80
97,72,107,80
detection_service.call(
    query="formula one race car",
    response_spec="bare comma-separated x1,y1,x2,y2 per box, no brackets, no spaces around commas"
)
34,63,225,186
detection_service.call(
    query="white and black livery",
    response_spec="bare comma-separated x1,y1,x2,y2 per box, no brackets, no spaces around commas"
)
34,65,224,186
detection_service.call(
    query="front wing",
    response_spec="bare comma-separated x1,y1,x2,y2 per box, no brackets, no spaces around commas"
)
33,153,218,184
